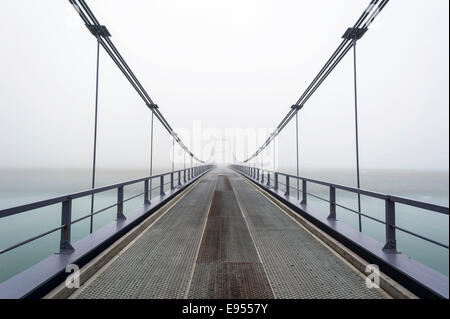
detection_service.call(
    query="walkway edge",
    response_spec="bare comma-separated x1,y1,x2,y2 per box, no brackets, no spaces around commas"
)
239,174,417,299
44,176,206,299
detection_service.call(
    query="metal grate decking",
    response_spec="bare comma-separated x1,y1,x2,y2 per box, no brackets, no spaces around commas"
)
229,172,385,299
187,174,274,299
73,168,386,299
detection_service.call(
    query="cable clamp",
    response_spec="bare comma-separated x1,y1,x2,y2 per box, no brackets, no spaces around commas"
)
146,103,159,109
87,24,111,38
342,27,367,41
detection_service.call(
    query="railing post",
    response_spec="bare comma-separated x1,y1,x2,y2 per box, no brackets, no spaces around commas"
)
383,197,397,253
178,171,182,186
285,175,290,197
328,186,336,220
261,170,265,183
160,175,165,196
274,173,278,191
257,168,260,181
144,179,150,204
267,172,271,187
301,180,307,204
117,186,126,220
170,172,174,190
59,198,75,254
184,169,187,183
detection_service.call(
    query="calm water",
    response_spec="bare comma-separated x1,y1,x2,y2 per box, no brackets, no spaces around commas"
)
0,167,448,283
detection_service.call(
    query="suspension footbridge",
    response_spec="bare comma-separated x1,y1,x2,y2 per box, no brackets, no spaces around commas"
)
0,0,448,299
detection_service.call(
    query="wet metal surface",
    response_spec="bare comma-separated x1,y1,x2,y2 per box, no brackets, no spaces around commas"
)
230,172,385,299
74,168,385,299
188,174,273,299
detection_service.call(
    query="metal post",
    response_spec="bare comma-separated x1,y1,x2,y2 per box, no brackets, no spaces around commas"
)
262,170,265,183
274,173,278,191
144,179,150,204
178,171,182,186
170,172,174,190
328,186,336,220
160,175,165,196
383,198,397,253
353,37,362,232
301,180,307,204
89,34,101,234
117,186,126,220
285,175,290,197
59,198,74,254
267,172,271,187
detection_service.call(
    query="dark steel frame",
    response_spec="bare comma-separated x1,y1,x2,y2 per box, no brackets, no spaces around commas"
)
232,165,449,299
0,165,213,298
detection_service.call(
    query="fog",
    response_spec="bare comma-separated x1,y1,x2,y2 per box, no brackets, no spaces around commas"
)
0,0,448,172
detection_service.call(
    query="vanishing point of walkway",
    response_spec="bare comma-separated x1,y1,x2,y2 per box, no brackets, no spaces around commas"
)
71,168,386,299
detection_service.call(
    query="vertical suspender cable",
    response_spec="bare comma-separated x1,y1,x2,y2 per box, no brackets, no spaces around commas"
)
353,37,362,232
172,137,175,172
89,34,100,234
296,112,300,201
150,112,154,200
261,147,264,170
273,136,276,172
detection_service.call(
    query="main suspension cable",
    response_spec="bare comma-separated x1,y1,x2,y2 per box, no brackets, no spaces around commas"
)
243,0,389,163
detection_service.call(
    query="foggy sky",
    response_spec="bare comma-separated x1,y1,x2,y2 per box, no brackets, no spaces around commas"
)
0,0,448,171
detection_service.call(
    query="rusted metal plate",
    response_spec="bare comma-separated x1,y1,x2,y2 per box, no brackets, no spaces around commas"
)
189,262,273,299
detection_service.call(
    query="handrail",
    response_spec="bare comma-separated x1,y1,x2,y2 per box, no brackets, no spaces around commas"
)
0,165,213,255
232,165,449,252
243,166,449,215
0,167,205,218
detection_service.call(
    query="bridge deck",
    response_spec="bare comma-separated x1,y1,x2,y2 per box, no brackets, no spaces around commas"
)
72,168,386,299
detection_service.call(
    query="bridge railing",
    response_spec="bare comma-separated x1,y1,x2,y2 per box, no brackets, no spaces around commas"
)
0,165,213,256
232,165,449,253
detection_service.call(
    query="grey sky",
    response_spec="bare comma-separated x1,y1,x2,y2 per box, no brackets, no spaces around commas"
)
0,0,448,171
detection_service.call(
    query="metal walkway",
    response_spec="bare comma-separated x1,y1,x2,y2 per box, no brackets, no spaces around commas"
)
72,168,386,299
